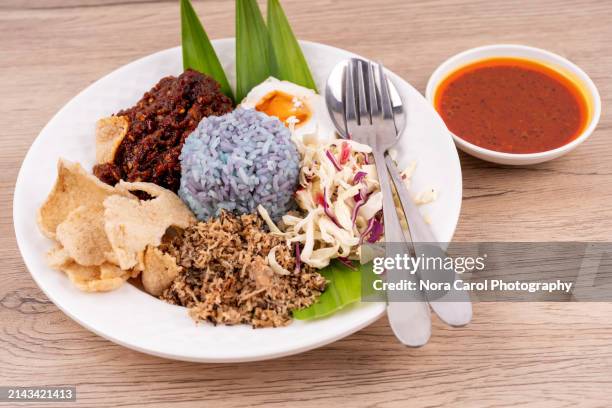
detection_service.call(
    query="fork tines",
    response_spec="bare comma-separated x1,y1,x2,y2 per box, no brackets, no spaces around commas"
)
343,58,397,143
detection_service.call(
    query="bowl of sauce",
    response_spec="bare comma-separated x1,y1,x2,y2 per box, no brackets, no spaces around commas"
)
426,45,601,165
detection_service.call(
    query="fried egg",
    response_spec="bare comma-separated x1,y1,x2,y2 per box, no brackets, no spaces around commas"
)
240,77,337,141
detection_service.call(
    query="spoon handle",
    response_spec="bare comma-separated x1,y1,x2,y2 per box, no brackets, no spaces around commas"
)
385,154,472,326
372,149,432,346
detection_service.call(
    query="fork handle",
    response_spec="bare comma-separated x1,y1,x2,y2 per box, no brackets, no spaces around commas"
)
372,150,406,246
371,149,431,347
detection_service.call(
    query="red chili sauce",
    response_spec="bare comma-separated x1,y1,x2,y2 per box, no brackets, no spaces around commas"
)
434,58,589,154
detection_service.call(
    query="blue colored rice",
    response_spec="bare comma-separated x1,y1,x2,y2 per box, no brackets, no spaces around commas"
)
179,108,300,221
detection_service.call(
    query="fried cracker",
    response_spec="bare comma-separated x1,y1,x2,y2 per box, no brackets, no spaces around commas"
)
95,116,129,164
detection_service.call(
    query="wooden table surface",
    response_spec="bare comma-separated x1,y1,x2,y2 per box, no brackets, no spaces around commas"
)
1,0,611,407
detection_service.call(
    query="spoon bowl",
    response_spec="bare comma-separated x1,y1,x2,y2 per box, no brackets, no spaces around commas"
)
325,59,406,139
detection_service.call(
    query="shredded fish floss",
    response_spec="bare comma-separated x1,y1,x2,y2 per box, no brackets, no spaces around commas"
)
160,211,326,328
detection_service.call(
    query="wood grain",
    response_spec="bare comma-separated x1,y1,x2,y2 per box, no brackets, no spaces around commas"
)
1,0,611,407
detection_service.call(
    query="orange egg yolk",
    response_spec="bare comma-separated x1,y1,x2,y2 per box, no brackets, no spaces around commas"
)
255,91,311,128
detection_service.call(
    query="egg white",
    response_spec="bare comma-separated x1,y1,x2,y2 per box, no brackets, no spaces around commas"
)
240,77,337,142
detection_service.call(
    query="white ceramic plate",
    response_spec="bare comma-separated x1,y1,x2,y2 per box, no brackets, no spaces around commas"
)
13,39,462,363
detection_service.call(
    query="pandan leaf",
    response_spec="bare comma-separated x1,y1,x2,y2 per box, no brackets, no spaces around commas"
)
267,0,317,91
180,0,234,101
235,0,273,102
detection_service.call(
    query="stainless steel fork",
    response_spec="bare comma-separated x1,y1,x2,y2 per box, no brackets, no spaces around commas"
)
343,59,432,346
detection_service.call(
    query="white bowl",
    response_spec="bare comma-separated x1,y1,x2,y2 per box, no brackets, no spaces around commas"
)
425,44,601,165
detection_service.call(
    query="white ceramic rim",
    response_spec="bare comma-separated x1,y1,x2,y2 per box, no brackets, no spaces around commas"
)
425,44,602,163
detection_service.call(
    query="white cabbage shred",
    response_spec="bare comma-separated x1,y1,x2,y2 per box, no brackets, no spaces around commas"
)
257,136,436,269
262,137,383,268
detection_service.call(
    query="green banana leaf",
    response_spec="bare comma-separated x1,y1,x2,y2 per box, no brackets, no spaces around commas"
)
267,0,317,91
180,0,234,101
235,0,273,102
293,261,382,320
